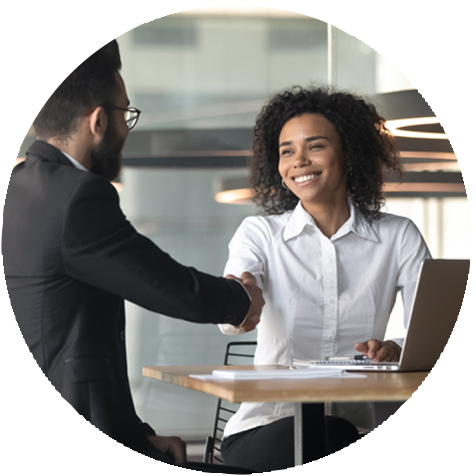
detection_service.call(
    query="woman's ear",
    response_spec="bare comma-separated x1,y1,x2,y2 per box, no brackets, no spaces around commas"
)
87,106,108,143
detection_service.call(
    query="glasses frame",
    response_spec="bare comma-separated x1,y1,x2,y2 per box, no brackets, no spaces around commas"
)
105,105,141,131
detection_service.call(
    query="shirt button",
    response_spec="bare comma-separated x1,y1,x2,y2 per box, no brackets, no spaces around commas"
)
120,330,125,341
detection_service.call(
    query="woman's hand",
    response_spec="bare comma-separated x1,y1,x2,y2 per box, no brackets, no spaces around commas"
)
354,339,401,362
147,435,187,465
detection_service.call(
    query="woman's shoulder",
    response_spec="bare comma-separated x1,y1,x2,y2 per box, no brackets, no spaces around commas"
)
376,211,412,226
237,210,294,240
371,210,422,238
242,209,293,227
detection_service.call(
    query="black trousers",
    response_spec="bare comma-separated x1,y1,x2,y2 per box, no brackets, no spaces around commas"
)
183,462,251,473
221,415,359,472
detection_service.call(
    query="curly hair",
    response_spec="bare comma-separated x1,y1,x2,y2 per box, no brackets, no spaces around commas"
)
250,86,402,220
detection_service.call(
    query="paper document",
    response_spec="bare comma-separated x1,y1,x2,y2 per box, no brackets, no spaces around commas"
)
190,368,367,380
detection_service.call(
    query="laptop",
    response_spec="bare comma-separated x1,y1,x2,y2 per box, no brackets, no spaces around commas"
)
301,259,470,372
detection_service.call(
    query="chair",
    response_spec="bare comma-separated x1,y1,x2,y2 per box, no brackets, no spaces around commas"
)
202,341,370,465
203,341,257,464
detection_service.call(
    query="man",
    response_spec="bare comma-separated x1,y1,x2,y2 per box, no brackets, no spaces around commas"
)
2,40,262,472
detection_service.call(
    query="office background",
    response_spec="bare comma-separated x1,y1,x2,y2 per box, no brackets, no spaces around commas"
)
16,6,470,450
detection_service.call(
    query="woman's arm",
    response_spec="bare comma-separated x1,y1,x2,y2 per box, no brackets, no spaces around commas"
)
355,218,432,362
219,217,269,335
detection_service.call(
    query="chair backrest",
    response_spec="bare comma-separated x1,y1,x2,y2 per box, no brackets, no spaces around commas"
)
203,341,257,464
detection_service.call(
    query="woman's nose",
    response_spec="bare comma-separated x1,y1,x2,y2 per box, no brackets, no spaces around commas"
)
293,149,310,167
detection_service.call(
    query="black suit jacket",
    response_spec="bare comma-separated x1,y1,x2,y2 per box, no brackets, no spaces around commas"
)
2,140,250,462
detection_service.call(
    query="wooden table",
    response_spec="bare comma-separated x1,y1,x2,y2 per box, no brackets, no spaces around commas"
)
143,365,428,466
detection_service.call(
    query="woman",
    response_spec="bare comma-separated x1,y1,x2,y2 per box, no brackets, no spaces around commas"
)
219,86,431,471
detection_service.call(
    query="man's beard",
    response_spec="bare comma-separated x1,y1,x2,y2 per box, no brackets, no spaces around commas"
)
90,121,124,181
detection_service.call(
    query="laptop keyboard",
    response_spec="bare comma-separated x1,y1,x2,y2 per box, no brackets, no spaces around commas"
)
314,359,372,365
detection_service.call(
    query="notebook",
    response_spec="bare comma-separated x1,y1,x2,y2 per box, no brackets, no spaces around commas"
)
190,367,367,380
299,259,470,372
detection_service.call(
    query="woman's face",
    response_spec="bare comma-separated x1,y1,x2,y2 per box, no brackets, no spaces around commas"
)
278,113,347,208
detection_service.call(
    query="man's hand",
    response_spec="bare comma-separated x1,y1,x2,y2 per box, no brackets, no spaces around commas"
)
226,272,265,333
354,339,401,362
147,435,187,466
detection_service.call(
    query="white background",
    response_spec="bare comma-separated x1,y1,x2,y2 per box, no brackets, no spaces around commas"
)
1,1,474,474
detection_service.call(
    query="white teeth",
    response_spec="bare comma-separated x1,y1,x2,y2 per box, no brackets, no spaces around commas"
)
295,174,317,183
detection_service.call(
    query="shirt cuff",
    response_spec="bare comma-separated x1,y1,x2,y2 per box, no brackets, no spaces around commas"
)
234,279,251,300
218,323,246,335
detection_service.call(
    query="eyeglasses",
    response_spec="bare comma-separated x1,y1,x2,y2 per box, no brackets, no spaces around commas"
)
109,106,141,131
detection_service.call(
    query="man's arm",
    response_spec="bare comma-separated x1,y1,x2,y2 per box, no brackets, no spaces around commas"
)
62,175,260,325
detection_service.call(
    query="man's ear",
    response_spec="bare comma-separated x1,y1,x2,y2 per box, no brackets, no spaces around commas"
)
88,106,108,143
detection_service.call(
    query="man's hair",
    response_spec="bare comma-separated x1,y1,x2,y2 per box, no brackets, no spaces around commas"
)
250,86,402,220
33,40,122,141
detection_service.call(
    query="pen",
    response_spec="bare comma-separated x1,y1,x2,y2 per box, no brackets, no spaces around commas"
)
325,355,372,361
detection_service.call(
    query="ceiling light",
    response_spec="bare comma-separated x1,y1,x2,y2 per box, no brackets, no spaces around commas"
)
383,183,465,193
385,117,448,140
215,188,254,204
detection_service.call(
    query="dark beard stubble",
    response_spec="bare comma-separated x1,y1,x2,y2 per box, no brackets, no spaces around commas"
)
90,119,124,181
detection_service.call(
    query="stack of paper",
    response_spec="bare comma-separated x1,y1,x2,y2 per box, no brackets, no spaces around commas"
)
190,368,366,380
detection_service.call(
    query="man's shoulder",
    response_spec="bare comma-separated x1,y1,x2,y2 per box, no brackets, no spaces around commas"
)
9,157,118,216
20,141,111,189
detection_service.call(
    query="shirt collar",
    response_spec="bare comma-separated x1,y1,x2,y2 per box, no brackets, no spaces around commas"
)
62,151,89,172
283,202,315,241
283,200,379,243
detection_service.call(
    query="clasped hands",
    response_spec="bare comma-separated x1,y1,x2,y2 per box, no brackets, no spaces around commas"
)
147,435,187,466
226,272,265,333
354,338,402,362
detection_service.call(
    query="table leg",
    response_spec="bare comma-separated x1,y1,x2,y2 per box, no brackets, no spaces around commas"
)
294,402,327,466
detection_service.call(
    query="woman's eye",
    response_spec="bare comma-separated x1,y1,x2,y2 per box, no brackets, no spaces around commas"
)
310,143,324,150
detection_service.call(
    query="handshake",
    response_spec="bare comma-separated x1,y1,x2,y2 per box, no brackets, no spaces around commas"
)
226,272,265,333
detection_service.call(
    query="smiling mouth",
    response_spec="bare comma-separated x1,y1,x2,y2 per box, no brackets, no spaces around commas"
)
293,173,321,184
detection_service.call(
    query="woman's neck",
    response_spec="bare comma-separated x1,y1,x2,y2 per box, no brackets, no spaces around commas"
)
302,197,350,239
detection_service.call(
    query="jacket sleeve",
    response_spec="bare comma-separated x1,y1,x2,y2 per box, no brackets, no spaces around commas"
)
61,174,249,325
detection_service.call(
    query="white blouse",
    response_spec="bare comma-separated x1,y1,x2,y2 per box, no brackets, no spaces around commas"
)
219,201,431,438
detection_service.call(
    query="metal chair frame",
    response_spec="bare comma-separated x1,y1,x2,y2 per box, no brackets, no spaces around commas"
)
201,341,373,465
203,341,257,464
